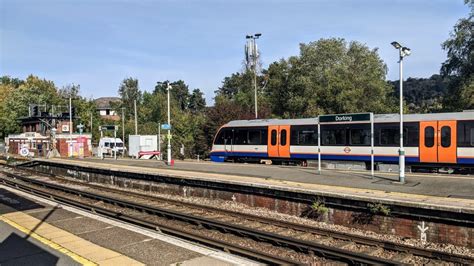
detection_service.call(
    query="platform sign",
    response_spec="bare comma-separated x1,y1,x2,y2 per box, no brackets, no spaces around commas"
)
161,124,171,130
317,112,374,178
101,125,117,131
319,113,371,123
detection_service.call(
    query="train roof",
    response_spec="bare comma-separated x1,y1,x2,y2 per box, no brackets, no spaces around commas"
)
224,111,473,127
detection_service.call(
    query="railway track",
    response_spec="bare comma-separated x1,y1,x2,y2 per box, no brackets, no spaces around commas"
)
1,167,473,264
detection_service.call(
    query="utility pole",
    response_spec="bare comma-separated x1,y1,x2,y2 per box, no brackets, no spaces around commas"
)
134,99,138,135
69,97,73,158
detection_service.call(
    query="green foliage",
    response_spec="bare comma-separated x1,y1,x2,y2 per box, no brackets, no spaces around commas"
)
441,1,473,111
368,202,391,216
265,38,395,117
389,75,450,113
302,198,328,219
119,77,141,117
311,199,329,215
0,75,62,137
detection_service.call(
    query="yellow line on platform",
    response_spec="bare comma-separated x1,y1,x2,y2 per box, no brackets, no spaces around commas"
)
0,215,97,266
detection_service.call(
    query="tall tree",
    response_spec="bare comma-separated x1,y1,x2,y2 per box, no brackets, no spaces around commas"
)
441,0,473,111
188,89,206,113
265,38,395,117
118,77,141,117
154,80,190,111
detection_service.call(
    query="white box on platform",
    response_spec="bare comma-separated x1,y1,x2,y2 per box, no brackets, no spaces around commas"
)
128,135,158,159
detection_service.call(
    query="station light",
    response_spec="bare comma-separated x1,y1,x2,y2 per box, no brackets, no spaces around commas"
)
391,41,402,49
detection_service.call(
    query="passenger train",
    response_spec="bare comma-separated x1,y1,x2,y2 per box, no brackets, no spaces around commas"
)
210,112,474,171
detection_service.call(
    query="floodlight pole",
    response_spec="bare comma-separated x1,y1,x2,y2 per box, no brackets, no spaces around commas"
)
167,83,172,165
246,33,261,119
392,41,410,184
253,38,258,119
134,100,138,135
398,52,405,183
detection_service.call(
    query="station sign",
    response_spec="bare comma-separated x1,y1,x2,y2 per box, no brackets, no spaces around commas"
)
161,124,171,130
319,113,371,123
101,125,117,131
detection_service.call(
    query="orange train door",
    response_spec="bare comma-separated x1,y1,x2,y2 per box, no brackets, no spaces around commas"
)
267,125,291,158
419,121,457,163
268,126,279,158
438,121,457,163
278,125,291,158
420,122,438,163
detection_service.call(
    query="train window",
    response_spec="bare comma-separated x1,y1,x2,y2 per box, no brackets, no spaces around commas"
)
291,125,318,146
214,129,226,144
261,129,268,145
271,130,277,145
350,129,370,146
441,126,451,147
375,123,418,147
248,130,261,145
234,129,248,145
380,128,398,145
321,128,346,146
471,128,474,146
425,126,435,147
281,130,287,146
457,120,474,147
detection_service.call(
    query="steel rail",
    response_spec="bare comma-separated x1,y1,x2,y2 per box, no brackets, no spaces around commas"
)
0,175,297,265
0,170,399,265
12,166,474,264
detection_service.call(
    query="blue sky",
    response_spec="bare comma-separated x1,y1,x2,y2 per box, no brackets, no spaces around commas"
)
0,0,469,104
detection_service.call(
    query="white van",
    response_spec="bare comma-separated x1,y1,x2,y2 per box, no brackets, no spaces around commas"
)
98,138,125,157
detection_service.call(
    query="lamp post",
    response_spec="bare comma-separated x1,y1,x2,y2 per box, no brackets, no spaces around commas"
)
391,41,411,184
166,82,172,165
246,33,262,119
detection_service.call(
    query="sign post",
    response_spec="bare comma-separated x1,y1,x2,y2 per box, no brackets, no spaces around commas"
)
318,113,374,178
317,122,321,175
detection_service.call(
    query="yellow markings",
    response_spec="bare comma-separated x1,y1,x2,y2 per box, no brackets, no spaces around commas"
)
0,215,97,266
0,211,144,265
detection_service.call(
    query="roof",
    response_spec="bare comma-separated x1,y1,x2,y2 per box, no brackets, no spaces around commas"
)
94,97,121,109
224,112,473,127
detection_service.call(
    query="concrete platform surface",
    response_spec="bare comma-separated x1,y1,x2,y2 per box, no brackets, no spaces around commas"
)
46,158,474,213
0,183,255,266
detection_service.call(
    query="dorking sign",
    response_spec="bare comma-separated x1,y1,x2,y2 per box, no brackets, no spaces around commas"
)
319,113,371,123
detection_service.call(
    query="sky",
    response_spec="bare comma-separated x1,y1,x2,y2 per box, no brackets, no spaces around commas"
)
0,0,470,105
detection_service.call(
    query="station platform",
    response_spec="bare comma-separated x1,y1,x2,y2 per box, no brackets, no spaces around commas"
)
0,182,254,265
46,157,474,214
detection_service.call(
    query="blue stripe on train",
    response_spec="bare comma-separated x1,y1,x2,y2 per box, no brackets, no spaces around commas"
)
458,158,474,165
210,151,268,162
290,154,420,163
210,151,422,163
209,152,474,165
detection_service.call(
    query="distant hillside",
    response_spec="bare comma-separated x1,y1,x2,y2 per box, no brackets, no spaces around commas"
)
389,74,450,113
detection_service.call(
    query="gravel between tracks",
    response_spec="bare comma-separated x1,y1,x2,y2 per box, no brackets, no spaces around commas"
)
5,169,474,261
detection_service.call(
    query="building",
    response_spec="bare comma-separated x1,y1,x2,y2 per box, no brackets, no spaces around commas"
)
6,106,92,158
95,97,121,121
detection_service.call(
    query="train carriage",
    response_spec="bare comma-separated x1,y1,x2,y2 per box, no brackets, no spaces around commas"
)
210,112,474,170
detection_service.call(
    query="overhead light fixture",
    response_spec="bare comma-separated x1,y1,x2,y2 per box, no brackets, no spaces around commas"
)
401,47,411,57
391,41,402,49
